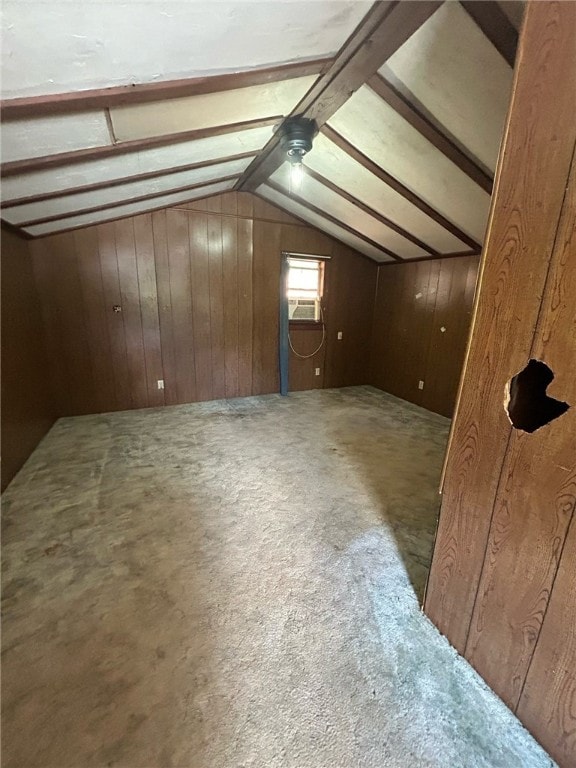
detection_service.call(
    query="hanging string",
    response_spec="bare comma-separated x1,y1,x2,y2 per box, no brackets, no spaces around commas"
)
288,305,326,359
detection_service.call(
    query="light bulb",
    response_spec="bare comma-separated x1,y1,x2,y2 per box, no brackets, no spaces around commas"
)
290,160,304,188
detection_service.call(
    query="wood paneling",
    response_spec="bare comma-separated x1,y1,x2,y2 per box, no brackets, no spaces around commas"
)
370,255,479,417
425,3,576,764
289,327,326,391
1,229,55,490
324,242,377,388
425,0,576,651
29,191,377,415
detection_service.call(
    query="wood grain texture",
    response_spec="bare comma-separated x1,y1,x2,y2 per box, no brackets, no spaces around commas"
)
370,255,478,417
289,328,326,391
424,0,576,652
324,241,377,388
29,192,375,414
517,517,576,768
1,230,55,491
466,151,576,725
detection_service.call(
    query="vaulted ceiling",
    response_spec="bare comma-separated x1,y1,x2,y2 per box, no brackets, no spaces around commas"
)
1,1,523,262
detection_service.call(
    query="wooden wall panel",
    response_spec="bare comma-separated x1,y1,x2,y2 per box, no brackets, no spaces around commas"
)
425,4,576,763
517,516,576,768
29,192,376,415
465,151,576,735
1,229,56,491
237,218,253,397
370,255,479,417
251,220,281,396
97,223,131,410
75,226,117,414
425,0,576,652
134,214,165,409
289,328,326,391
324,242,377,389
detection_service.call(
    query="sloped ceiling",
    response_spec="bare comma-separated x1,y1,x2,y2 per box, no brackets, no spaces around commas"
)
0,0,522,262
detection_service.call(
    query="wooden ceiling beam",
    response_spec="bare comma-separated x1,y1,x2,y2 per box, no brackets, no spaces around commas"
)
0,58,333,119
2,151,257,208
460,1,518,67
367,74,494,193
377,249,480,266
302,165,440,256
322,124,481,251
13,174,240,228
0,116,279,177
237,0,442,192
266,179,404,262
12,188,231,240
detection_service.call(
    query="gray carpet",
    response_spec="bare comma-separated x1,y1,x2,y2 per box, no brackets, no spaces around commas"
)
1,386,555,768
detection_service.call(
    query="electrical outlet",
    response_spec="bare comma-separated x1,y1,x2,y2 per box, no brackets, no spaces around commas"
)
418,380,424,390
157,379,165,390
337,331,343,340
315,368,321,376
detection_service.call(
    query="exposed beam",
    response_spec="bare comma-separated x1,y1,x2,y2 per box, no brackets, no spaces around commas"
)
303,166,440,256
322,124,481,251
2,151,257,208
367,74,493,193
460,1,518,67
377,249,480,266
14,174,240,228
265,179,403,262
0,116,279,177
237,0,442,192
16,187,236,239
0,219,33,240
0,58,332,119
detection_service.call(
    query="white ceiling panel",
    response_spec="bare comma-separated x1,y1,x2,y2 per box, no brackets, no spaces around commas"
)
23,180,235,237
3,158,251,225
258,184,395,263
382,1,513,172
1,112,110,162
305,134,469,253
328,86,491,242
110,78,314,142
2,2,371,98
1,126,272,202
270,165,428,259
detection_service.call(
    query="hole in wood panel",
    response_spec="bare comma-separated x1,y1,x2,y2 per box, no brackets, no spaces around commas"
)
505,359,570,433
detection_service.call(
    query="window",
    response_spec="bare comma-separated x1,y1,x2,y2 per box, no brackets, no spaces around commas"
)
287,257,324,322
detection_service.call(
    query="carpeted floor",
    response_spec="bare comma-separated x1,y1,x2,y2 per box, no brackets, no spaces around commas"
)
2,386,554,768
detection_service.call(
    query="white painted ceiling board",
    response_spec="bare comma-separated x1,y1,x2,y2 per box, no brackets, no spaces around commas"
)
110,78,314,141
270,165,427,259
1,126,272,202
1,112,111,162
3,158,251,225
24,180,236,237
305,134,469,253
382,1,513,172
2,2,371,98
328,86,491,242
258,184,394,263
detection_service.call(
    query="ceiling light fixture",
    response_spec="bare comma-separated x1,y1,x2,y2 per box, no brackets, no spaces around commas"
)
279,117,317,193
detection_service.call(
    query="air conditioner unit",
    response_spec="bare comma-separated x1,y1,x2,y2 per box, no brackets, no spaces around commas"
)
289,298,319,321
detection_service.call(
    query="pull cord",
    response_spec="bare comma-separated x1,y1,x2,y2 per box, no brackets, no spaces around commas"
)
288,305,326,359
